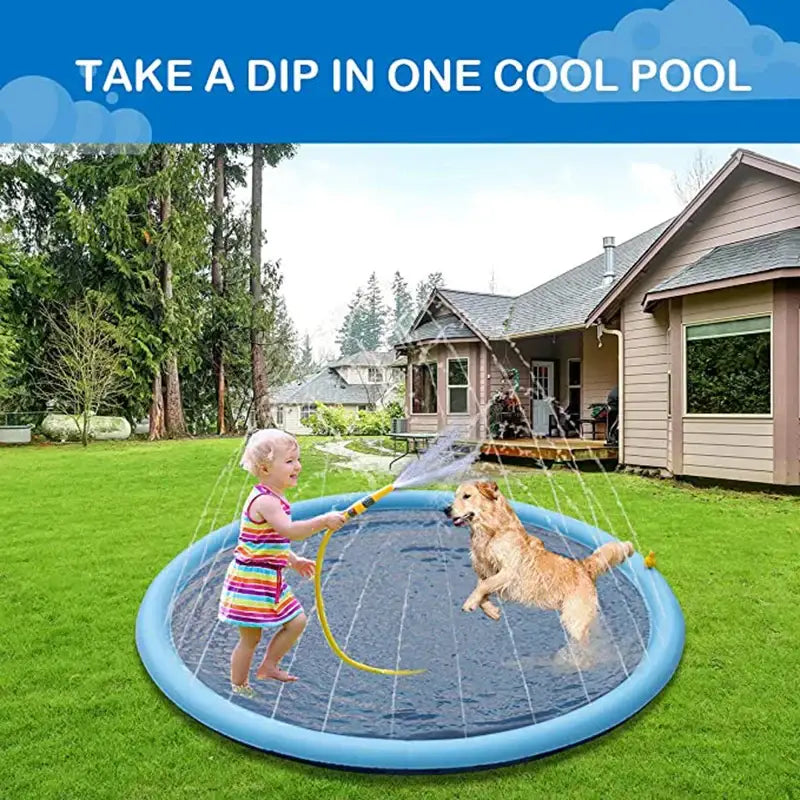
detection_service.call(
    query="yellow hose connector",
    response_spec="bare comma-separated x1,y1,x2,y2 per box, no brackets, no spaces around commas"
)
313,483,425,676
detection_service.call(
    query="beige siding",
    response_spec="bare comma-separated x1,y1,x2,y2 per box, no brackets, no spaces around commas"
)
622,165,797,469
582,328,617,411
682,419,774,483
622,303,669,465
681,283,772,324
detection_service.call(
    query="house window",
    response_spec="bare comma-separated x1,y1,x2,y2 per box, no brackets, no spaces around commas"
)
301,404,314,421
685,315,771,415
276,406,284,426
567,359,581,421
367,367,381,383
411,362,438,414
447,357,469,414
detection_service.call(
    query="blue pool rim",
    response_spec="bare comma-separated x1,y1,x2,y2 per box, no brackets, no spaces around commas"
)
136,490,685,773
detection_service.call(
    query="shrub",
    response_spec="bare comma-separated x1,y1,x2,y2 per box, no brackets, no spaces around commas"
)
304,402,397,436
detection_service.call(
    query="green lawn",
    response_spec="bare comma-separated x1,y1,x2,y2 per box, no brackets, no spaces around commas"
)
1,437,797,799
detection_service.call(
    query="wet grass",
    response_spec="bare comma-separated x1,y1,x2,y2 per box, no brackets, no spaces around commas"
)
0,437,797,798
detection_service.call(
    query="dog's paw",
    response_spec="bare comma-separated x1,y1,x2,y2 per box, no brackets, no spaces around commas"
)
481,601,501,621
461,597,479,613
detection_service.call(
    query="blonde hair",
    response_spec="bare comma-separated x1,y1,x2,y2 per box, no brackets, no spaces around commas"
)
240,428,299,477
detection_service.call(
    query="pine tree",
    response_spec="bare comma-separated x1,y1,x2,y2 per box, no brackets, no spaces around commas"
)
336,288,369,356
297,333,316,377
389,271,414,345
361,271,386,351
415,271,445,311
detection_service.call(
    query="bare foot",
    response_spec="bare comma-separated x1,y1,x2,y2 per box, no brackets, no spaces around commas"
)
256,664,298,682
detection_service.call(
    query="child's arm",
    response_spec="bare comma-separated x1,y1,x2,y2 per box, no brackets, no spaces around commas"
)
250,494,346,541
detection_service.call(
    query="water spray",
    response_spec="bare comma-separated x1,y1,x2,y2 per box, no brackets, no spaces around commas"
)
314,429,479,676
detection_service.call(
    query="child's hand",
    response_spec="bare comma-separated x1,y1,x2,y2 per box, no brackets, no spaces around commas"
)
322,511,347,532
292,556,316,579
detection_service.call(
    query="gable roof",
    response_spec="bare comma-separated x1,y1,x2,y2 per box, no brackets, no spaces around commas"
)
272,368,390,406
587,148,800,324
400,313,478,344
326,350,397,368
643,227,800,310
437,290,515,339
400,222,670,345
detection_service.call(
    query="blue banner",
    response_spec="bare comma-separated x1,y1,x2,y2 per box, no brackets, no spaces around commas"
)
1,0,800,142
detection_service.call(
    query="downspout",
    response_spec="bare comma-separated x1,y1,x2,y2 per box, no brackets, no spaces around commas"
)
596,322,624,464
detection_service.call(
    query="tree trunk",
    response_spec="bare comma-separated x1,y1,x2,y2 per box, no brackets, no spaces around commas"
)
149,372,165,440
250,143,272,428
212,144,226,435
160,146,188,438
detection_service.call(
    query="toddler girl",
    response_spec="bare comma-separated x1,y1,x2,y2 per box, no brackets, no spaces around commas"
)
218,429,346,695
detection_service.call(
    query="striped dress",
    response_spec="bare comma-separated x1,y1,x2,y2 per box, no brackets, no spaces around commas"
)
217,484,303,628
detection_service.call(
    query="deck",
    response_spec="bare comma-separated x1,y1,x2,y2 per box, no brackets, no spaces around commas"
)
470,437,618,464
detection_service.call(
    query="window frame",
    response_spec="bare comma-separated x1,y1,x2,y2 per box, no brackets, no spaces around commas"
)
367,366,382,383
276,406,284,426
682,312,773,418
567,358,581,419
300,403,315,422
446,356,470,415
411,361,438,415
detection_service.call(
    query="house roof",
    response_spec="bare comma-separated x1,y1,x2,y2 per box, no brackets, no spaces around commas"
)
501,220,672,336
399,313,480,344
587,148,800,324
272,368,388,406
437,290,515,339
650,227,800,295
402,221,671,344
326,350,397,368
400,147,800,348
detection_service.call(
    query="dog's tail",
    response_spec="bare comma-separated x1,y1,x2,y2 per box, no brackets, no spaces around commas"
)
582,541,634,581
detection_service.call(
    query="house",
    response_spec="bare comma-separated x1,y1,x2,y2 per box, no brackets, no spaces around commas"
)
270,350,403,435
396,148,800,487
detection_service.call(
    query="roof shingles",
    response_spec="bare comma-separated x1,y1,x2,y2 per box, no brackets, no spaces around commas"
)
652,228,800,293
404,219,673,342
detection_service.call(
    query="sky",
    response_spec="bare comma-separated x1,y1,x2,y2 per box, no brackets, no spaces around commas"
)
243,143,800,361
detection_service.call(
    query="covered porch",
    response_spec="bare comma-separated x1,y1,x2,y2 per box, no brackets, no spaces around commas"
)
401,322,620,452
482,324,619,442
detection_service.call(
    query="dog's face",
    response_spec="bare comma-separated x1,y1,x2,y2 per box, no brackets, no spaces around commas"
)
444,481,499,527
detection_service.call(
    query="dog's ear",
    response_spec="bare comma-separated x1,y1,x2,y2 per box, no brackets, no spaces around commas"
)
476,481,498,501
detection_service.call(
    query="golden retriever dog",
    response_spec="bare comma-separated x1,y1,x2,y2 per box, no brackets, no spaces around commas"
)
444,480,634,644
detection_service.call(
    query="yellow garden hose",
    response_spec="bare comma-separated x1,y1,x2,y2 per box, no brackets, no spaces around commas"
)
313,483,425,676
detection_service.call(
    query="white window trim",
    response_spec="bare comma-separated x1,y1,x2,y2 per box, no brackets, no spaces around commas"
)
446,356,470,415
682,312,773,419
367,367,382,383
567,357,581,411
411,361,438,416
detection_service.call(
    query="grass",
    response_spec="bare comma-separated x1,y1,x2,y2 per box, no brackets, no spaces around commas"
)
0,437,798,799
342,435,394,456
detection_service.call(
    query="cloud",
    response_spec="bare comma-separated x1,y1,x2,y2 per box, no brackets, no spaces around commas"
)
544,0,800,102
0,76,151,143
630,161,675,204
